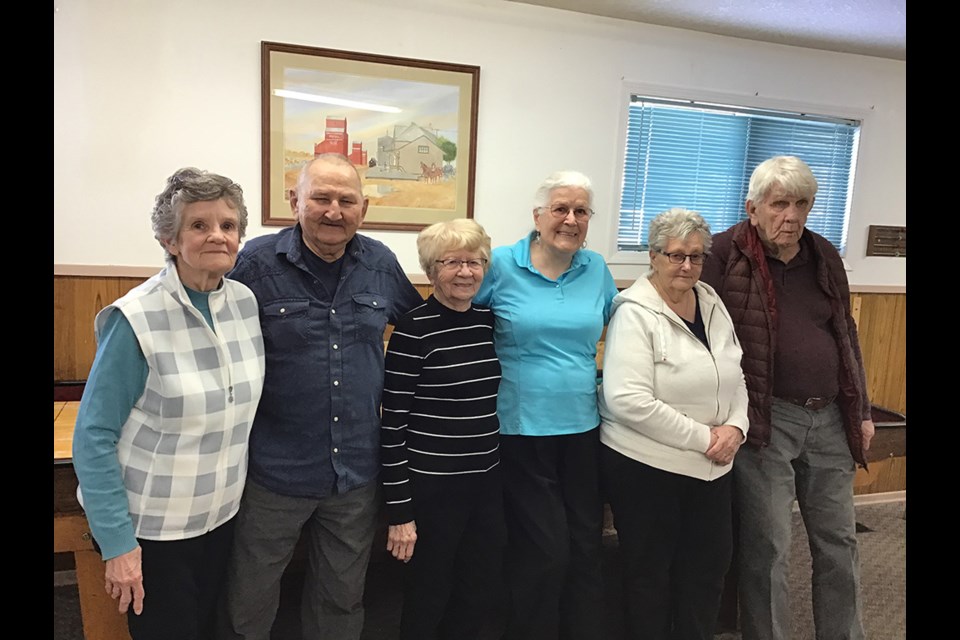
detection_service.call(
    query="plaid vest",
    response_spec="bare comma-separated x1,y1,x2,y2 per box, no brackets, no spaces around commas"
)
95,266,264,541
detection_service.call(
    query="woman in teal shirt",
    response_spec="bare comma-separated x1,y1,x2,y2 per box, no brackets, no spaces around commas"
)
474,170,618,640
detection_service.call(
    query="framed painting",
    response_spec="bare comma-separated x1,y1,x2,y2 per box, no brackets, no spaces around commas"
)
261,41,480,230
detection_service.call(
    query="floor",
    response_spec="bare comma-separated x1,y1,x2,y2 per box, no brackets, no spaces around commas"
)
53,497,906,639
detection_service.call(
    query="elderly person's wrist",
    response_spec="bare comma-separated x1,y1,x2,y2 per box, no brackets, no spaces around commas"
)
94,525,140,561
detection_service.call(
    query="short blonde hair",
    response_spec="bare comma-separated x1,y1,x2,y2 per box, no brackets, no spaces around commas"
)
417,219,492,275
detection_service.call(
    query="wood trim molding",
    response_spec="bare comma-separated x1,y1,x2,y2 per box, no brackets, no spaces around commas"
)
55,265,902,292
55,264,162,278
54,264,433,285
612,278,904,293
847,284,906,294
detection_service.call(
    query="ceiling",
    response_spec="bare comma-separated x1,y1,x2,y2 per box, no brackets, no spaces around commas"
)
507,0,906,60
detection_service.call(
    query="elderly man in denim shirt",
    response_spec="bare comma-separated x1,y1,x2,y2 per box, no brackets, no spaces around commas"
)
219,154,423,640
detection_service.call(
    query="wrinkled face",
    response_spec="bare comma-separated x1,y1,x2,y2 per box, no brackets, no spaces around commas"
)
165,198,240,287
291,160,368,260
649,233,705,297
747,183,813,255
429,249,485,310
534,186,591,256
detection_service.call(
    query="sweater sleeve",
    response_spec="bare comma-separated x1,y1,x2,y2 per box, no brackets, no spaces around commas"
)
727,353,751,439
601,303,713,453
380,319,424,525
71,309,149,560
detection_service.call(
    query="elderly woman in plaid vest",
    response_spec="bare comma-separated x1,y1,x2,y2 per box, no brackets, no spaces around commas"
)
72,168,265,640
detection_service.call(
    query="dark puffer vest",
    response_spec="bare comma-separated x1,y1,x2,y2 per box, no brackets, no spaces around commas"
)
700,221,870,466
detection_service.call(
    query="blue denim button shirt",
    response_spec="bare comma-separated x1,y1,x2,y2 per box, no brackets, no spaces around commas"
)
229,225,423,498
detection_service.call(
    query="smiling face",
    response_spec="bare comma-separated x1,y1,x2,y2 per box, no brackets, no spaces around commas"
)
534,186,591,257
291,159,368,261
649,233,705,300
164,198,241,291
747,183,813,261
429,249,486,312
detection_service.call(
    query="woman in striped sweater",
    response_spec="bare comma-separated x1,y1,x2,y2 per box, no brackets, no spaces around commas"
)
380,219,504,640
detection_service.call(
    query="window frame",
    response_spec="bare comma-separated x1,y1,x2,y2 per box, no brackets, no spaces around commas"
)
603,83,871,268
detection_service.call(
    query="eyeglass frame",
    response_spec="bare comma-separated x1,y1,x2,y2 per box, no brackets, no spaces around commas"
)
434,258,488,271
654,249,708,265
539,204,596,220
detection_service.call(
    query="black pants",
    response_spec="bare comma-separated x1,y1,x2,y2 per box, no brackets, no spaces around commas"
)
127,518,236,640
601,445,733,640
400,472,506,640
501,428,605,640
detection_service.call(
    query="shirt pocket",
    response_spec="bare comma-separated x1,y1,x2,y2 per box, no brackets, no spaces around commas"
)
262,299,310,350
352,293,388,347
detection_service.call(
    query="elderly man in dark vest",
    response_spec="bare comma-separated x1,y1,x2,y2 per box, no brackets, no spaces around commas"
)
701,155,875,640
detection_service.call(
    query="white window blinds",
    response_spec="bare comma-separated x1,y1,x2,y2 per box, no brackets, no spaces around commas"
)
617,96,860,253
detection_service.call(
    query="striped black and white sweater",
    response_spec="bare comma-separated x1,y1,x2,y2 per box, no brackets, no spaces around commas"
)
380,295,502,524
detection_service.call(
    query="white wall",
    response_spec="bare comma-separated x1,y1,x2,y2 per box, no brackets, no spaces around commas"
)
54,0,906,286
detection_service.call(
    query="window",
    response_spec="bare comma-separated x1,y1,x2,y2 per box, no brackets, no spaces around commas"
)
418,145,430,154
617,96,861,254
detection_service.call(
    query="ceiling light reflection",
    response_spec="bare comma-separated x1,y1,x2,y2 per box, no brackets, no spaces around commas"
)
273,89,402,113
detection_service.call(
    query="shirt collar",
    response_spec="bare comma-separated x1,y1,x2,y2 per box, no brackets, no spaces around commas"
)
277,223,368,268
159,262,225,308
513,232,591,274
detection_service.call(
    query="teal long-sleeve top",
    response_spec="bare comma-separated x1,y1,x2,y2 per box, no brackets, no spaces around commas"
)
71,288,213,560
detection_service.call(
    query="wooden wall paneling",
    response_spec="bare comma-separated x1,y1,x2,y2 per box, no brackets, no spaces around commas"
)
853,456,906,495
55,276,435,381
54,277,143,381
850,293,862,327
54,277,908,421
856,293,907,415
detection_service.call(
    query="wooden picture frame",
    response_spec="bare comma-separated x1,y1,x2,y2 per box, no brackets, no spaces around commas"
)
261,41,480,231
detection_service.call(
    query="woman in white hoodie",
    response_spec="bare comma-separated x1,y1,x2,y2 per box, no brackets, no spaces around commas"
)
598,208,748,640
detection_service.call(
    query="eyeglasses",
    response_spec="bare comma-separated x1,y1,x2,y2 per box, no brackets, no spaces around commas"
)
656,250,707,265
543,205,595,220
435,258,487,271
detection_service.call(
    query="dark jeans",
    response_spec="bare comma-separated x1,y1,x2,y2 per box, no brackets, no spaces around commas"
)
399,472,506,640
501,428,605,640
601,445,732,640
127,518,236,640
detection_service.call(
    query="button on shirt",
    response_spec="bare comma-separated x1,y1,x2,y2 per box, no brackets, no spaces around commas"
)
474,234,618,436
229,225,423,498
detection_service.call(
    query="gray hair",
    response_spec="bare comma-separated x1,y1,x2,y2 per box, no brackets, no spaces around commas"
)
747,155,819,204
647,208,713,253
152,167,248,260
417,218,492,276
533,170,594,209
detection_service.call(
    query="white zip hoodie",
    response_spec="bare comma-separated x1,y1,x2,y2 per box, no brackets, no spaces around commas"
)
598,274,749,481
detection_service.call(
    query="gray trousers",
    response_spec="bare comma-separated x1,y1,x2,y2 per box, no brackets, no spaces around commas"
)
736,399,864,640
218,479,379,640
